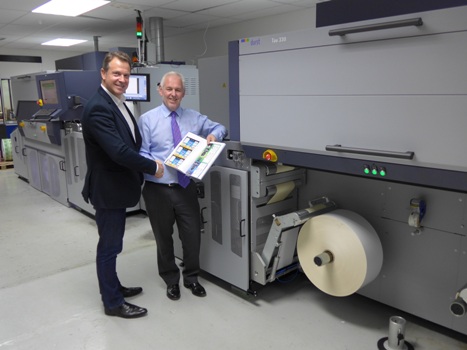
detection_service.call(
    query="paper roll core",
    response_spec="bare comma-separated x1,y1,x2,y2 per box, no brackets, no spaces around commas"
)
297,209,383,297
314,250,334,266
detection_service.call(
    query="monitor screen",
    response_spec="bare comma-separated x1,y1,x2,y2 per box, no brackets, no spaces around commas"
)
39,79,59,105
15,100,41,122
124,73,150,102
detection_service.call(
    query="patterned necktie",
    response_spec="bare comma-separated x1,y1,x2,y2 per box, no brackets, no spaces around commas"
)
170,111,191,188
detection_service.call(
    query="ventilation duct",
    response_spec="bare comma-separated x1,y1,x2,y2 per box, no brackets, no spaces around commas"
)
148,17,165,64
93,36,100,51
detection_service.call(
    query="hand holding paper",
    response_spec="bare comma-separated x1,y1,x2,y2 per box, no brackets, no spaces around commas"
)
164,132,225,180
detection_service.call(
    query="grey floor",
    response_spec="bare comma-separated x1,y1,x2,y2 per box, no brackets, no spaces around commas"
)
1,168,466,350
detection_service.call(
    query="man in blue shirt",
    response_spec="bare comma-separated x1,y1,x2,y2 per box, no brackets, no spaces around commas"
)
139,71,227,300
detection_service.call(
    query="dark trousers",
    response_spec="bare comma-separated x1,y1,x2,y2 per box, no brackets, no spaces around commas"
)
142,181,201,286
95,207,126,309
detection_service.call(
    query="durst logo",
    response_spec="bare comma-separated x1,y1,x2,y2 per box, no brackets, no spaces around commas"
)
250,38,261,46
240,38,261,46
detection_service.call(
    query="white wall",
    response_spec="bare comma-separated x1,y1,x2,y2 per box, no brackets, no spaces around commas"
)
164,8,317,65
0,7,317,79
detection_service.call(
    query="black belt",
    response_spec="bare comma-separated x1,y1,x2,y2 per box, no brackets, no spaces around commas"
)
150,180,194,188
153,182,180,187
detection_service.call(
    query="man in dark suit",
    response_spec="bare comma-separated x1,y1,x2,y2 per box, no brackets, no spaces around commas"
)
81,51,163,318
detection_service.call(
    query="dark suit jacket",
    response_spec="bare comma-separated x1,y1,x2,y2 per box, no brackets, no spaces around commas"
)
81,86,157,209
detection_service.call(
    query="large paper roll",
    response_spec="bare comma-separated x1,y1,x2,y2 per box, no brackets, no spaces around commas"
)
297,209,383,297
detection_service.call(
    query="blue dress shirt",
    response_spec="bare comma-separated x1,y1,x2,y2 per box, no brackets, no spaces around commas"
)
138,104,228,184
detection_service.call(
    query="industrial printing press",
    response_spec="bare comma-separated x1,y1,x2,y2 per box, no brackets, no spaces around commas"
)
190,0,467,339
10,71,101,206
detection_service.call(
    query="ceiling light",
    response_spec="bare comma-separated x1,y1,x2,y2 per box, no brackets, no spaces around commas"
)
32,0,110,17
41,38,88,47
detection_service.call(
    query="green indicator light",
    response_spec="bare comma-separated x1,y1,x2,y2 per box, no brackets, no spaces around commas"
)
379,168,387,177
136,17,143,39
371,168,378,175
364,166,370,174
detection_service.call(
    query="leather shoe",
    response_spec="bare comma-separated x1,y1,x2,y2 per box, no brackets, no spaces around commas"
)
105,302,147,319
184,282,206,297
120,286,143,298
167,284,180,300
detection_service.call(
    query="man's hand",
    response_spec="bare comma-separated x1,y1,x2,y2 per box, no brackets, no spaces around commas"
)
206,134,217,144
155,160,164,178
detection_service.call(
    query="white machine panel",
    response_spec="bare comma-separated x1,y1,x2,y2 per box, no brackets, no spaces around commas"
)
238,6,467,172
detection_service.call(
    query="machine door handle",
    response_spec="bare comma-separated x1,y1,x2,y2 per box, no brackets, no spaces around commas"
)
22,148,27,156
200,206,207,224
59,160,66,171
74,166,79,177
239,218,246,237
329,17,423,37
326,144,414,160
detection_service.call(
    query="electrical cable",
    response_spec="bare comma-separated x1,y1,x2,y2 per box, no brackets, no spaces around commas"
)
190,21,210,64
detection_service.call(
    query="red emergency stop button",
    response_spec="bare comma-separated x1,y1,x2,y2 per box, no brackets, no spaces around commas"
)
262,149,277,162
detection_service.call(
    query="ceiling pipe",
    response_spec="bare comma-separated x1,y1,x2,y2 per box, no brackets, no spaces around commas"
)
93,36,100,51
148,17,165,64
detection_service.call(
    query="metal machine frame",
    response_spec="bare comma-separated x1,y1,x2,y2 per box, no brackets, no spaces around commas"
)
198,0,467,337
